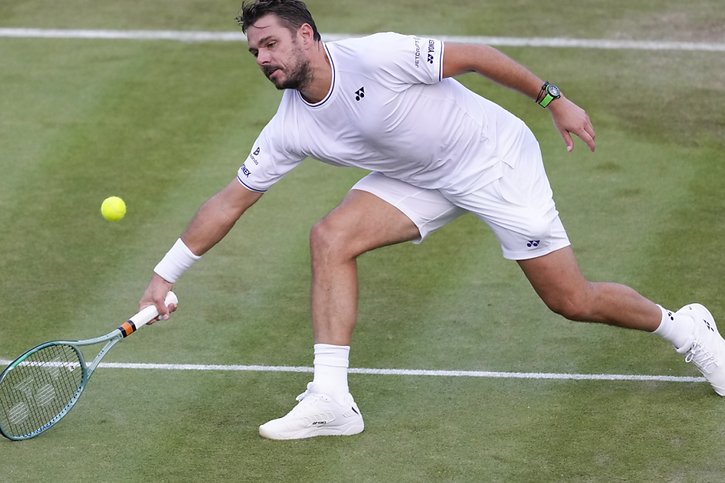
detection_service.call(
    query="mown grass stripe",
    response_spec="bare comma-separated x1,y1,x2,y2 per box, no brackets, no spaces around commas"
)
0,28,723,52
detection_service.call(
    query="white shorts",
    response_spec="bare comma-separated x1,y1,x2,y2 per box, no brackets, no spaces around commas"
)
352,131,570,260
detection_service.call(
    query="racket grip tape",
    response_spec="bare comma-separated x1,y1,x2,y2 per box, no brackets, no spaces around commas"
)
119,291,178,337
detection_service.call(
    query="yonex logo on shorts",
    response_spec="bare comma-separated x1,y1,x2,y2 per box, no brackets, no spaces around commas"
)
527,240,540,248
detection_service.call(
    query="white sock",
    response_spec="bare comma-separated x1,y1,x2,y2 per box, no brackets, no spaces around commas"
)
312,344,350,401
653,305,694,349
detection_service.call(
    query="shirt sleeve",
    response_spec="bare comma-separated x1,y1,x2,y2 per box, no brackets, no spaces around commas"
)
236,113,305,193
363,32,444,86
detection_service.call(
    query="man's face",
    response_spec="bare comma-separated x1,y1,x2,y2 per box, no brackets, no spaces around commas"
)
246,14,312,90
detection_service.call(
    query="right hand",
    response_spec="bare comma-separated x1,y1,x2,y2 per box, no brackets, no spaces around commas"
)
139,273,176,322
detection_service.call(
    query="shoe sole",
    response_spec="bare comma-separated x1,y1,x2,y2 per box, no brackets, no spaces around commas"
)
259,420,364,440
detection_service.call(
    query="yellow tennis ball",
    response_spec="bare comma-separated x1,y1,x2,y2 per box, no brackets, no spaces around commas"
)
100,196,126,222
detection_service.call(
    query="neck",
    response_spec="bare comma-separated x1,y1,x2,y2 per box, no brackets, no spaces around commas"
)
299,42,331,104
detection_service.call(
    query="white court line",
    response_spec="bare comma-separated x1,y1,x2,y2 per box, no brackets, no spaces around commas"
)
0,28,723,52
0,359,706,384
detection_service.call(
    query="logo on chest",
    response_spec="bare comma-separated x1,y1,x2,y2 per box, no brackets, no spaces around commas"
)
354,86,365,101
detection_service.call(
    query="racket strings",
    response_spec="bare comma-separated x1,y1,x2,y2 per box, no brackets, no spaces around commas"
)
0,344,84,438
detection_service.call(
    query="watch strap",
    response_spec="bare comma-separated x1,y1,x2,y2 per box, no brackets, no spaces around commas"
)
536,81,560,108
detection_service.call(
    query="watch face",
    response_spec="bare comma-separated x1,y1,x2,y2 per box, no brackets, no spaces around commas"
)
547,84,561,97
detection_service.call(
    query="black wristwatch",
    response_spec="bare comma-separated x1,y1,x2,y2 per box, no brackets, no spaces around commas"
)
536,82,561,108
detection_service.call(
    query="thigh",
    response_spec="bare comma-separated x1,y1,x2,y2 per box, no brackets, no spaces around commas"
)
517,245,588,302
318,187,420,255
352,172,465,244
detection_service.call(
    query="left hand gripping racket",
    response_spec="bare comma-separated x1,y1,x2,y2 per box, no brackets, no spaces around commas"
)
0,292,178,441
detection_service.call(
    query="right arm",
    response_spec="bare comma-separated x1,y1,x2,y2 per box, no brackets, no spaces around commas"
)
181,178,263,256
140,179,263,317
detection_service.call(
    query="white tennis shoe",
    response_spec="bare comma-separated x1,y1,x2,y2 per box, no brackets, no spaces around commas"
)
675,303,725,396
259,383,364,440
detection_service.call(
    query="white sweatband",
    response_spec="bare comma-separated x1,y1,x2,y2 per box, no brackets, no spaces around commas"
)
154,238,201,283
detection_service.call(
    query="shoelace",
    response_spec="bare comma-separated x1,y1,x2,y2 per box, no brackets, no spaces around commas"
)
295,390,329,403
293,390,360,419
685,342,719,373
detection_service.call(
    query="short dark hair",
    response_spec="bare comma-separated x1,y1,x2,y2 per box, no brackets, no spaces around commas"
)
236,0,321,42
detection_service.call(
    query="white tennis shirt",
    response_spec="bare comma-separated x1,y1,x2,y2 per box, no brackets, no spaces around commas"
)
237,32,529,196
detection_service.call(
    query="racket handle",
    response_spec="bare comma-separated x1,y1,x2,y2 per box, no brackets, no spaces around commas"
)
120,291,178,337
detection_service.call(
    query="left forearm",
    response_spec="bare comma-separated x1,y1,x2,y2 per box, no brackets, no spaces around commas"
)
443,43,544,100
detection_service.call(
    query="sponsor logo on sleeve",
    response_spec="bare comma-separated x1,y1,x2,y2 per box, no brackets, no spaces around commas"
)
414,37,421,68
249,146,261,165
427,40,436,64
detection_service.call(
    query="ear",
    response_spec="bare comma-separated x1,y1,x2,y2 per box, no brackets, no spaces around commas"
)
297,23,315,48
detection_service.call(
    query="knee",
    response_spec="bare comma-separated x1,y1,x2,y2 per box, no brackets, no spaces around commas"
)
542,288,593,322
310,217,357,262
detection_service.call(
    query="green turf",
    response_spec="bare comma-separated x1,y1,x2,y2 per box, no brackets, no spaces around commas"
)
1,1,724,481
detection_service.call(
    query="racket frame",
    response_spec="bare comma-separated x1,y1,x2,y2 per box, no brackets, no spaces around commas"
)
0,331,120,440
0,293,176,440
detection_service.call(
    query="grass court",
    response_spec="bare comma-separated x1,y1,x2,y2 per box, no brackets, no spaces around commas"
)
0,1,724,481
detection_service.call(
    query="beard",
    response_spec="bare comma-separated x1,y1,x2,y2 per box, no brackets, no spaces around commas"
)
263,45,312,91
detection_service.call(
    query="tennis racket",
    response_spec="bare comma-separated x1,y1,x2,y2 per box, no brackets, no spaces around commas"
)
0,292,178,441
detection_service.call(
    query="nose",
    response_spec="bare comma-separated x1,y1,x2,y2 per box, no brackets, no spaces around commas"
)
256,49,271,65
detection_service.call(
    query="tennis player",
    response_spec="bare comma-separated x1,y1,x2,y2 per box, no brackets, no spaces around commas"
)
140,0,725,440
